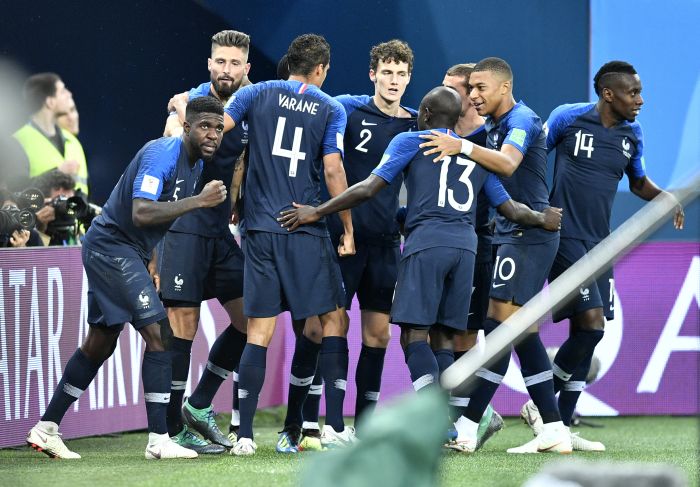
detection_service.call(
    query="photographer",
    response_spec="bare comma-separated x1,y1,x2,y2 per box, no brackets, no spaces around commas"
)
0,188,43,248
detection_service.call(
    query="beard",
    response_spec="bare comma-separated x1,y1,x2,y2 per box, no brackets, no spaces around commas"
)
211,75,241,100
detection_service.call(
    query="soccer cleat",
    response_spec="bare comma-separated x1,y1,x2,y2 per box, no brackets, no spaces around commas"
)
444,438,477,454
276,425,301,453
27,422,81,459
445,427,458,442
520,400,544,436
145,432,198,459
172,426,226,454
181,399,233,448
231,437,257,456
298,428,323,451
571,432,606,452
228,424,239,444
320,425,358,450
476,410,505,451
507,424,572,454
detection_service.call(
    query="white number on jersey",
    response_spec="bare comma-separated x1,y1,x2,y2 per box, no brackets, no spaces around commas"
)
437,155,476,212
272,116,306,177
573,130,594,158
608,278,615,312
355,128,372,153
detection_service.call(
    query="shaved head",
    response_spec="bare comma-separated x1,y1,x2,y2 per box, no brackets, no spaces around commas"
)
418,86,462,130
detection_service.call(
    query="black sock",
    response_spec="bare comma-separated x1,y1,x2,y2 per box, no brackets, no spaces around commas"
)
354,345,386,420
237,344,267,440
143,351,172,434
515,333,560,424
552,328,604,393
302,368,323,429
319,336,348,432
449,350,468,421
285,335,321,428
559,352,593,426
403,341,439,393
166,337,192,436
42,348,102,424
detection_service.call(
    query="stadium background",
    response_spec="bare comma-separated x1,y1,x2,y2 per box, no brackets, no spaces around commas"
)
0,0,698,447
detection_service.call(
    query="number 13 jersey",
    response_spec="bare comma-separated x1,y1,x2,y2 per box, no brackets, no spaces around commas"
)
225,80,347,237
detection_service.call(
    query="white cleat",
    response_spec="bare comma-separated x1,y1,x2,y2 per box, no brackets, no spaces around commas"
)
27,421,81,459
444,438,477,454
507,423,572,454
231,437,257,456
520,400,544,436
320,425,358,449
145,432,198,460
571,432,606,452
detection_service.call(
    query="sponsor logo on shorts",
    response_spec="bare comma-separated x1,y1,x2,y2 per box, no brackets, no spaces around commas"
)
174,274,183,292
492,283,506,289
580,287,590,301
138,291,151,309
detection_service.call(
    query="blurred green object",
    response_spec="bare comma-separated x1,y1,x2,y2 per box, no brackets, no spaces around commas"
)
301,389,449,487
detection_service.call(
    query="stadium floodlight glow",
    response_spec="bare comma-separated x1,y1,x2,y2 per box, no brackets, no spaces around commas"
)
441,172,700,392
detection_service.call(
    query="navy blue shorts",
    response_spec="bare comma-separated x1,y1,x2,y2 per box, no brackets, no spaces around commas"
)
243,231,344,320
391,247,475,331
490,237,559,306
158,231,244,306
467,251,494,330
550,238,614,322
82,246,166,330
333,240,400,312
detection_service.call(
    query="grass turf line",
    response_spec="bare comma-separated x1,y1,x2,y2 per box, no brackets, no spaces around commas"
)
2,412,697,487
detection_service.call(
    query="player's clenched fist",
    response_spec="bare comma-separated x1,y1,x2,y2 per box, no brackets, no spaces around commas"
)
541,206,563,232
197,180,227,207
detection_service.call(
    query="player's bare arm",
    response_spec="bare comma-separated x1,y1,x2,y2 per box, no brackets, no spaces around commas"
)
229,150,246,223
132,179,227,227
223,112,237,133
163,92,189,137
279,174,386,233
629,175,684,229
321,152,356,256
418,130,523,176
497,200,562,232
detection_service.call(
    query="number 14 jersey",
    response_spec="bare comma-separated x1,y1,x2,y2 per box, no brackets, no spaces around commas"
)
225,80,347,237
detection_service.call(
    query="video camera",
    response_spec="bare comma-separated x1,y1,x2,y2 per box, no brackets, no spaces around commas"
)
46,190,101,244
0,188,43,247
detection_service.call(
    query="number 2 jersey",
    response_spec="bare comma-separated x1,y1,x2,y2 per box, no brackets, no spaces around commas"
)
372,128,509,258
224,80,346,237
546,102,646,242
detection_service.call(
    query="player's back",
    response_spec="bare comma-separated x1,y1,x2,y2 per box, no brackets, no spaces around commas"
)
84,137,202,259
547,103,645,241
226,80,346,237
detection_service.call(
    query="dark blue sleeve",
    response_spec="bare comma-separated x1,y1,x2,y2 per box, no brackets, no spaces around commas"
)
224,83,261,124
132,141,175,201
335,94,371,117
371,132,419,184
626,122,647,179
322,99,347,157
503,110,542,155
545,103,592,153
484,173,510,207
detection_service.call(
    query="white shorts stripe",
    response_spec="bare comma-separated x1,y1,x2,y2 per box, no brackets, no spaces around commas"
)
412,374,434,391
144,392,170,403
552,363,572,382
289,374,314,387
523,369,554,386
475,368,504,385
206,361,232,379
562,380,586,392
63,383,84,399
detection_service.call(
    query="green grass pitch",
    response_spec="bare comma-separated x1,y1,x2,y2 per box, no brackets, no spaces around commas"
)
2,409,698,487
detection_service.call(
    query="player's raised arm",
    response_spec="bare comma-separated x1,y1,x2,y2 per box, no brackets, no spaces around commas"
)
163,92,189,136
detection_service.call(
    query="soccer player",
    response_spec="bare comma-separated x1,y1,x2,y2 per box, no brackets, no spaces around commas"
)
222,34,355,456
156,30,251,454
419,57,571,454
26,96,228,459
518,60,685,451
441,63,503,449
279,86,561,446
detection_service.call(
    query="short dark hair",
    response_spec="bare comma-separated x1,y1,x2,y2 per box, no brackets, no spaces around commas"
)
369,39,414,73
186,96,224,122
211,30,250,54
277,53,290,80
32,169,75,197
23,73,61,113
473,57,513,82
286,34,330,77
445,63,476,90
593,60,637,96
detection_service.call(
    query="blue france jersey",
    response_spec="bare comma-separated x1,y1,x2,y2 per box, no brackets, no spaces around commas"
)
372,129,509,258
84,137,202,259
168,82,248,237
327,94,417,246
547,103,646,242
484,101,553,245
225,80,346,237
467,126,495,261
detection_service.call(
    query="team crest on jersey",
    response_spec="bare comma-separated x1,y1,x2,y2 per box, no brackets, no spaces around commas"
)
579,287,590,301
174,274,184,292
138,291,151,309
621,137,631,159
241,121,249,133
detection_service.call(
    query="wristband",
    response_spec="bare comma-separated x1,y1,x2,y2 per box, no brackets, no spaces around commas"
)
461,139,474,157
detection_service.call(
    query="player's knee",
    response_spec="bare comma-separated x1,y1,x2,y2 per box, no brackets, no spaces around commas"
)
301,316,323,343
139,323,165,352
429,325,454,351
399,326,428,350
167,306,199,340
572,308,605,332
81,326,120,363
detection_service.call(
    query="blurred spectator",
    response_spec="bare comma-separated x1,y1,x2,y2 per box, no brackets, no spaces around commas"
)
57,99,80,135
0,188,43,247
12,73,89,195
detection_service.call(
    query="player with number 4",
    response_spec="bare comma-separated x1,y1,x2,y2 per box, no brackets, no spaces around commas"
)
278,86,561,435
